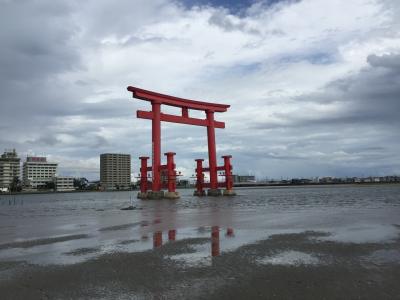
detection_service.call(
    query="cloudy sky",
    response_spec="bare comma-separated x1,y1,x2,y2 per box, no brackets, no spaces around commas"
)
1,0,399,180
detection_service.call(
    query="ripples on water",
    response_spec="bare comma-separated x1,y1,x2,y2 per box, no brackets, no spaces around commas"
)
1,185,399,217
0,185,399,266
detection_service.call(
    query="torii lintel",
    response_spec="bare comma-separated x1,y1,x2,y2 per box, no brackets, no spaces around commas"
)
127,86,230,112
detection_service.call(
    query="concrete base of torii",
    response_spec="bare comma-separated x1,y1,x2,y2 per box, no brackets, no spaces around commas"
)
193,190,206,196
146,191,165,199
194,189,236,197
164,191,180,199
137,190,180,200
223,189,236,196
137,191,164,200
207,189,222,196
137,192,148,199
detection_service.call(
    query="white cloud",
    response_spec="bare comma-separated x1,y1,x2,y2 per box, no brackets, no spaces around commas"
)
1,0,400,179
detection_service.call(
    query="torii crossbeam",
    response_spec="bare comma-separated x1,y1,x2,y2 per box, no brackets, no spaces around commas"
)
127,86,236,199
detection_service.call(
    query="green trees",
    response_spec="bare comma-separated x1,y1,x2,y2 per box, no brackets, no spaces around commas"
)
9,176,21,192
44,181,55,191
73,178,88,190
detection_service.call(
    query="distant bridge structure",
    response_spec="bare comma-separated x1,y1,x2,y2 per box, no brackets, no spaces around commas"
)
127,86,236,199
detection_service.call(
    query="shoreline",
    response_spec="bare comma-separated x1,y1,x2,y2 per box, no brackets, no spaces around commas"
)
1,182,400,196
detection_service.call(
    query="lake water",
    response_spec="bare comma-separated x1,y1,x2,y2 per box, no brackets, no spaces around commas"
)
0,185,399,266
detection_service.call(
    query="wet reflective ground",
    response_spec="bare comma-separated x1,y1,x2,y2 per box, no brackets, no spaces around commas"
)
0,185,399,299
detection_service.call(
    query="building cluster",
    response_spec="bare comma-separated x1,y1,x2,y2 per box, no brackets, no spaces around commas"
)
0,149,134,193
264,176,400,185
0,149,75,193
1,148,399,193
317,176,400,184
232,175,256,183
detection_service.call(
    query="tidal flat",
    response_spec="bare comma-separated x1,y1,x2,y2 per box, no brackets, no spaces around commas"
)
0,185,399,299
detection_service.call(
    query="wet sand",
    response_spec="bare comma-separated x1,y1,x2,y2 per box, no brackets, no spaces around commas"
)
0,234,89,250
1,230,400,299
0,185,399,299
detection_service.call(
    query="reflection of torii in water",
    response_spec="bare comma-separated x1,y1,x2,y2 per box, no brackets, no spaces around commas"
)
152,227,234,258
127,86,236,199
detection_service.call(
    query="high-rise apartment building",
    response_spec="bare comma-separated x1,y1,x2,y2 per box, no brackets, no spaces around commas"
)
0,149,21,190
23,156,57,189
100,153,131,190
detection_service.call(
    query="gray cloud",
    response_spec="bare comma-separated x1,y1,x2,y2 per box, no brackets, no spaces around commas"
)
0,1,80,81
208,10,261,35
253,53,400,131
26,135,61,147
240,52,400,177
0,0,400,180
367,53,400,68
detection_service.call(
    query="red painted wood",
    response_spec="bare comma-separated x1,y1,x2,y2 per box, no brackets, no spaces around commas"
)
127,86,229,112
137,110,225,128
152,102,161,191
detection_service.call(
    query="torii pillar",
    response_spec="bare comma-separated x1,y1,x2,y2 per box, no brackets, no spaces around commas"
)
151,101,162,192
206,111,218,192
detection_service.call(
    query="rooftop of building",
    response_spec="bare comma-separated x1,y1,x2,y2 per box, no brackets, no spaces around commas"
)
23,156,57,165
0,149,19,160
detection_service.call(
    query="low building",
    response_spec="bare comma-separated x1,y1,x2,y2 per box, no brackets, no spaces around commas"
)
23,156,57,190
0,149,21,191
319,177,333,184
54,176,75,192
233,175,256,183
291,178,313,184
177,179,190,188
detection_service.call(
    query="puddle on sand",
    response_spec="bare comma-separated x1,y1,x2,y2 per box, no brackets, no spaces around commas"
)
315,224,400,243
366,249,400,265
0,226,316,266
168,243,212,267
257,251,320,266
1,223,398,267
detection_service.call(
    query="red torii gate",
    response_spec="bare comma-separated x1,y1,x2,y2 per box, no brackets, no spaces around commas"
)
127,86,236,199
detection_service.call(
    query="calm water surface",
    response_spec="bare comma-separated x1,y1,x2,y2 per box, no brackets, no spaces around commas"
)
0,185,399,265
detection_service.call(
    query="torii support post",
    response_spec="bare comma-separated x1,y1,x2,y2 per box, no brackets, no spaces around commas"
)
138,156,149,199
226,228,234,237
168,229,176,241
164,152,179,199
194,159,206,196
222,155,236,196
153,231,162,248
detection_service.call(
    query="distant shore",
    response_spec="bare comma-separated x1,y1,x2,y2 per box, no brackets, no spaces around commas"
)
233,181,400,188
1,181,400,196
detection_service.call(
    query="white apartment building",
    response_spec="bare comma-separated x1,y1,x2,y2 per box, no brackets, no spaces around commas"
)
100,153,131,190
23,156,57,189
0,149,21,190
55,176,75,192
